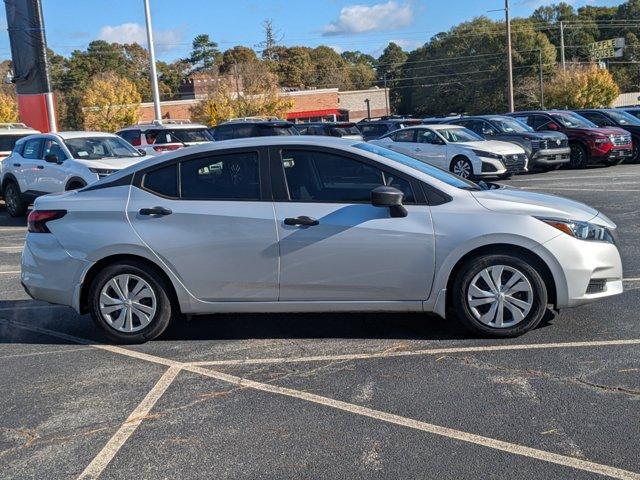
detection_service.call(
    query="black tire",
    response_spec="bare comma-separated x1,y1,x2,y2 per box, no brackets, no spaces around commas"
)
569,143,588,169
606,157,625,167
66,181,86,191
88,261,174,344
450,254,548,338
631,141,640,164
3,181,28,217
450,156,475,180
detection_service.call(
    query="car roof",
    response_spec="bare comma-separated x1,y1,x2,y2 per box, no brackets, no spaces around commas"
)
119,122,209,131
0,123,39,135
54,131,122,140
419,124,465,130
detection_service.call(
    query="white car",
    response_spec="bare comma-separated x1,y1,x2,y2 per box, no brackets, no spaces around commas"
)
21,137,622,343
370,124,528,179
1,131,146,216
0,123,39,161
116,120,213,156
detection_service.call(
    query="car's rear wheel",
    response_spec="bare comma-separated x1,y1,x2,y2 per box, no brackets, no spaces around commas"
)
88,261,174,344
450,156,474,180
450,254,548,337
569,143,588,169
3,181,28,217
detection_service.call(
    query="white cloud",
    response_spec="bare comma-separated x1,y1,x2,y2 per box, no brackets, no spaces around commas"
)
390,39,423,50
329,45,345,54
323,1,414,36
97,22,183,53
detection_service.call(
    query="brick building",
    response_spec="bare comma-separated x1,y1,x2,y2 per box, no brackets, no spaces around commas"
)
138,86,389,124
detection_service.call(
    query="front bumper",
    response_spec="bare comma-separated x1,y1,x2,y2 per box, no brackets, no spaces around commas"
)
530,147,571,166
21,233,91,311
534,233,623,308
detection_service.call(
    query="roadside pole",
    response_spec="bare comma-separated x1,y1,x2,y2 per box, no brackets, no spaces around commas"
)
143,0,162,123
560,21,566,72
538,49,544,109
505,0,514,112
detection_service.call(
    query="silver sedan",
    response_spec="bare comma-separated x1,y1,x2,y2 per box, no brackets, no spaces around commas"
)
21,137,623,343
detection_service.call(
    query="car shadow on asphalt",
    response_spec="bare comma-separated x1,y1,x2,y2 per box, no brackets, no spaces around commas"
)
0,302,557,345
0,206,29,227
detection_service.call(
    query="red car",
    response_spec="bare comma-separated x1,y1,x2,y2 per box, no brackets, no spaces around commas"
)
507,110,632,168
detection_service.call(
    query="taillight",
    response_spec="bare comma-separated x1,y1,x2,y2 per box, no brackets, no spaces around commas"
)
27,210,66,233
153,144,182,152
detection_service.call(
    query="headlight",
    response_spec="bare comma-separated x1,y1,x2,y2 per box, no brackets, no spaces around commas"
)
89,168,117,175
471,149,502,160
535,217,616,244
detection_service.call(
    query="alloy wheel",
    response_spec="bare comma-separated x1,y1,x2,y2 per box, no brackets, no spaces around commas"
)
453,159,472,178
99,274,157,333
466,265,533,328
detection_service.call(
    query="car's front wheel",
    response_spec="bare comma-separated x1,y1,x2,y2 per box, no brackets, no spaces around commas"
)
3,181,28,217
450,156,474,180
450,254,548,337
88,261,174,344
569,143,588,169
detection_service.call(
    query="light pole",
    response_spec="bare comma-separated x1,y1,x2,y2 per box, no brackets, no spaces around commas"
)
560,21,566,72
538,49,544,109
143,0,162,122
505,0,514,112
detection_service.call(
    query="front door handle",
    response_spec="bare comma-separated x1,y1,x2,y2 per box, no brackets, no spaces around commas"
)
37,165,44,169
139,206,172,216
284,216,319,227
13,163,21,167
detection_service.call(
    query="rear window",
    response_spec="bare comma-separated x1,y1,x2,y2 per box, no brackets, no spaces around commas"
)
329,124,360,136
0,134,30,152
146,128,213,144
255,125,297,136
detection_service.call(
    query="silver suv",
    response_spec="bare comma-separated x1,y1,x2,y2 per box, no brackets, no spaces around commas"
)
117,120,213,156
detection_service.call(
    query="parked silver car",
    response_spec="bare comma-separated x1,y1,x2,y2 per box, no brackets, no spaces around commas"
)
21,137,623,343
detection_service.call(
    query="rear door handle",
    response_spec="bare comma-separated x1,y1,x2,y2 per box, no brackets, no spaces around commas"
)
13,163,21,167
284,216,319,227
139,206,172,216
37,165,44,169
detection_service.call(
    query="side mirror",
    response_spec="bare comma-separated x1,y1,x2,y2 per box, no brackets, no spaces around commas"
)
371,185,407,218
138,148,147,156
44,153,60,164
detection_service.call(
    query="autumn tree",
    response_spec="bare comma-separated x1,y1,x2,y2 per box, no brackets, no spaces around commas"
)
0,93,18,123
81,72,141,131
188,34,221,72
545,64,620,109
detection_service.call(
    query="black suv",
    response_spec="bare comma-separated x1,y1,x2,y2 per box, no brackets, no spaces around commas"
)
210,118,298,140
294,122,363,140
357,116,423,141
575,109,640,163
447,115,570,171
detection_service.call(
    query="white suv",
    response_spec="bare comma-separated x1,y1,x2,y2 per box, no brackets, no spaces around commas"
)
116,120,213,156
1,131,146,216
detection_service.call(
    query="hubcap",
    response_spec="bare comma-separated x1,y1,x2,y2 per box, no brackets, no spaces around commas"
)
99,274,157,333
467,265,533,328
453,160,471,178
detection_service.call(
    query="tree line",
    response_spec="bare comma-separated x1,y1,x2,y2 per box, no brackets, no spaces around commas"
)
0,1,639,129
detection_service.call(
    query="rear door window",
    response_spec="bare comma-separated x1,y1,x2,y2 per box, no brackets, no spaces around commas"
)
395,129,416,143
143,164,179,198
180,152,260,200
22,138,43,159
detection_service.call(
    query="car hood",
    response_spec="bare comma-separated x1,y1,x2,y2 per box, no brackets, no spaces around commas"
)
471,187,604,223
74,157,146,170
457,140,525,154
527,131,566,140
565,126,629,136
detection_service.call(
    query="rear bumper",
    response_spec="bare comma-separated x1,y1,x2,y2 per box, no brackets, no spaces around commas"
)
534,233,623,308
21,233,91,312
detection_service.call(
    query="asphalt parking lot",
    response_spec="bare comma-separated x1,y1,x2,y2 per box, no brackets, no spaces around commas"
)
1,165,639,480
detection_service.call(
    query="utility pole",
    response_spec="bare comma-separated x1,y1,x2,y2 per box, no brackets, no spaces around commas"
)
143,0,162,122
383,72,390,115
538,49,544,109
233,62,241,99
505,0,514,112
560,21,566,72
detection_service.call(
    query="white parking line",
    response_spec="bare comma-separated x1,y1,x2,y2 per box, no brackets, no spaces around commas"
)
77,366,181,480
191,338,640,367
186,364,640,480
0,270,20,275
0,246,22,252
4,319,640,479
507,173,640,182
0,227,27,232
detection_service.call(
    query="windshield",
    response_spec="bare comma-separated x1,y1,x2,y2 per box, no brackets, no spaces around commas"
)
64,136,143,160
438,127,484,143
550,112,597,129
489,117,533,133
606,110,640,126
330,125,361,136
0,134,30,152
256,125,298,136
354,142,480,190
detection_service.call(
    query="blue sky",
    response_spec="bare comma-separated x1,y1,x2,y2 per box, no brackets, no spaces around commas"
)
0,0,624,61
